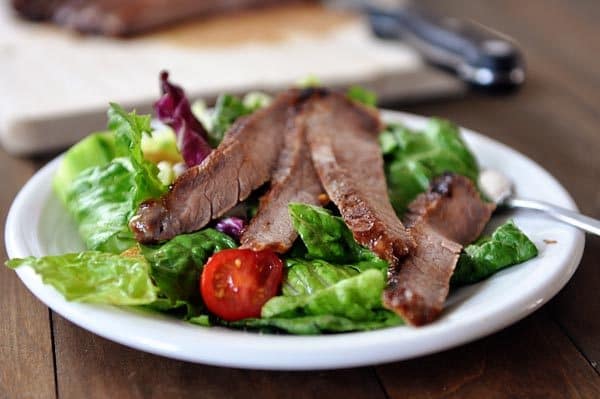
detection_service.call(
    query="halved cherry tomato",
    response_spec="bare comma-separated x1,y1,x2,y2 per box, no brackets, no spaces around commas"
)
200,249,284,321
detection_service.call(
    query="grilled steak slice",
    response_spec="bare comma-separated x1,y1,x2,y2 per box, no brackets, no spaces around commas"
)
49,0,304,36
240,111,323,253
383,173,495,326
130,90,299,243
303,92,415,265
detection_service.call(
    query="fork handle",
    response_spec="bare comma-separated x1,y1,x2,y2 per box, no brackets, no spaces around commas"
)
506,198,600,236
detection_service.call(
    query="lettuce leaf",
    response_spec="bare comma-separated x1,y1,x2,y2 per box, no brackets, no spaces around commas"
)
190,91,271,147
209,94,255,146
288,203,389,267
381,119,479,215
65,159,142,253
242,91,272,111
107,103,165,199
262,269,395,322
188,315,212,326
452,220,538,285
282,257,387,297
288,203,363,263
53,131,116,205
63,105,166,253
6,252,157,305
347,85,377,107
141,229,237,306
282,259,359,296
231,311,401,335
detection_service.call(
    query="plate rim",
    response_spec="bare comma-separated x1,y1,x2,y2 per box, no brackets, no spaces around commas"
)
5,109,585,370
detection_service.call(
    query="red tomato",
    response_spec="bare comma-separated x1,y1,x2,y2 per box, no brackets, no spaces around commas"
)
200,249,284,321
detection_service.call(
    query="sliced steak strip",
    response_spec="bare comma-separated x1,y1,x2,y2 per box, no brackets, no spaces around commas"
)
130,90,299,244
240,110,323,253
383,173,495,326
303,92,416,265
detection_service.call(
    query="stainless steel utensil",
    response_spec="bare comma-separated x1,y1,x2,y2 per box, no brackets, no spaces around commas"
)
327,0,525,90
479,169,600,236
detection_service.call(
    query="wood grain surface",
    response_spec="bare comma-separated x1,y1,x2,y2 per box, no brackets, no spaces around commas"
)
1,1,599,398
0,152,55,399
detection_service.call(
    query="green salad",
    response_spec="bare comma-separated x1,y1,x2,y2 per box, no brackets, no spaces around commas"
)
6,81,539,334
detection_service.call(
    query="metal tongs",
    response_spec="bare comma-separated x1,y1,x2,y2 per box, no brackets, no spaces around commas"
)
328,0,526,91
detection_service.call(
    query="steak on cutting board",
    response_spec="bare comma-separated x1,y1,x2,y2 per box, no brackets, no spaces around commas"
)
13,0,308,36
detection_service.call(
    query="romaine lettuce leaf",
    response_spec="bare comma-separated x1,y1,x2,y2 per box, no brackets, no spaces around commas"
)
53,131,116,205
242,91,272,111
282,257,387,297
288,203,389,268
188,315,211,326
231,311,401,334
64,105,166,253
209,94,254,146
347,85,377,107
107,103,165,200
262,269,389,321
66,159,140,253
141,229,237,306
452,220,538,285
144,298,206,320
282,259,359,296
6,252,157,305
288,203,363,263
190,91,271,147
381,119,479,215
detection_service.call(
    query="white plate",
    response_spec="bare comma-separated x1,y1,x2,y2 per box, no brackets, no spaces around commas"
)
5,110,585,370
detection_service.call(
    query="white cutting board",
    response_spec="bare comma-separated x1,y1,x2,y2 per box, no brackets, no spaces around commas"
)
0,3,463,154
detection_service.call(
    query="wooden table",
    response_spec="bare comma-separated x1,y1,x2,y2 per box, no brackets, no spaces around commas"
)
1,1,599,397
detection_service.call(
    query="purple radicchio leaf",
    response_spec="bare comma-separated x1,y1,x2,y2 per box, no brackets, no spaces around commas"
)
215,217,246,241
154,71,212,167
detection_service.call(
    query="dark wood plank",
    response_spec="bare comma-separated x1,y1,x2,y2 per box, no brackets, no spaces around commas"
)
51,313,386,399
553,236,600,372
376,311,600,399
0,149,56,399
